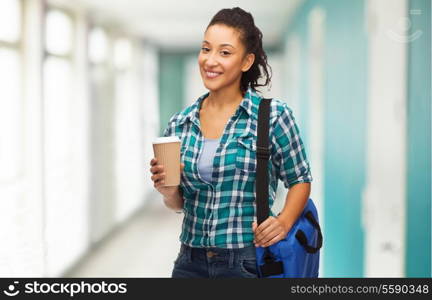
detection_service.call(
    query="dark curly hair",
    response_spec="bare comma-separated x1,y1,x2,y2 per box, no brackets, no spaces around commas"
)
207,7,272,94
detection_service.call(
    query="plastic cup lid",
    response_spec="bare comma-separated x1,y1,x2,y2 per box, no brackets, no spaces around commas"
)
153,136,181,144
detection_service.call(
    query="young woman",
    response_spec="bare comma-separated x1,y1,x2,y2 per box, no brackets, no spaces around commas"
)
149,7,312,278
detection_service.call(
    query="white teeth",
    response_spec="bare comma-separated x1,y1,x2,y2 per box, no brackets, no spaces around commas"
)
206,71,221,78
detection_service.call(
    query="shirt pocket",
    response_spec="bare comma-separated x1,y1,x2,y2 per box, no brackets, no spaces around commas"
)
236,136,257,175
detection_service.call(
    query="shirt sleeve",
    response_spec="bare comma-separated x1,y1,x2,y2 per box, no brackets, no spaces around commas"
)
271,103,313,189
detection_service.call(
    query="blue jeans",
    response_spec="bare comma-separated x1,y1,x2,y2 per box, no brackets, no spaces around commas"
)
171,243,259,278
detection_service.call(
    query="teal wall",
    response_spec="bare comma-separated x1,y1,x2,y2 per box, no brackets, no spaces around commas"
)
322,0,367,278
158,53,186,135
283,0,367,277
406,0,431,277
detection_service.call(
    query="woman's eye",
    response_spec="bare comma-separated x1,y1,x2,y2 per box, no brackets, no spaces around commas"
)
201,47,210,52
221,51,231,56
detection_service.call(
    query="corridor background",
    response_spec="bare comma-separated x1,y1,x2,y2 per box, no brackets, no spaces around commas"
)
0,0,430,277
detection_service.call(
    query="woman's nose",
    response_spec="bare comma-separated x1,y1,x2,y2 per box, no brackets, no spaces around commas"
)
204,53,218,67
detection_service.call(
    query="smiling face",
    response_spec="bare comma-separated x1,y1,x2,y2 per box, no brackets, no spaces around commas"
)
198,24,254,93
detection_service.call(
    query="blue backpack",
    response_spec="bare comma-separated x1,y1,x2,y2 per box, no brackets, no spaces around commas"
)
254,99,322,278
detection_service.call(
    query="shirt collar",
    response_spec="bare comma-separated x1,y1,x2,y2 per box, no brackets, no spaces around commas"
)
180,87,260,126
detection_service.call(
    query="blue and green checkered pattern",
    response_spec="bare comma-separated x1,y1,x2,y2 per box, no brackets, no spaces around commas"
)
163,88,312,249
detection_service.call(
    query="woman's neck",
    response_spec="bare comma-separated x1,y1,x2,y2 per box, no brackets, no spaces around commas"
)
204,83,244,112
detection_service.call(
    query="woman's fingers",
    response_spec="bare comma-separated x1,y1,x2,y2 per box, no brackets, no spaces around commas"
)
256,226,280,245
154,179,165,188
151,159,182,175
255,221,278,239
252,221,258,244
150,158,182,190
255,224,278,246
254,217,287,246
261,232,285,247
252,221,257,233
151,171,166,183
150,164,164,175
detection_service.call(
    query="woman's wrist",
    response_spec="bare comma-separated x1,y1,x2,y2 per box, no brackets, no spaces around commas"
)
277,213,294,233
163,192,178,202
163,187,184,211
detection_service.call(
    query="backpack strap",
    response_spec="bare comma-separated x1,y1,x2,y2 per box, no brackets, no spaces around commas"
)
256,98,272,225
256,98,285,277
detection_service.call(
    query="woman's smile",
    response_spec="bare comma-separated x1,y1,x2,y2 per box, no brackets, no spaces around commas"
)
204,70,223,79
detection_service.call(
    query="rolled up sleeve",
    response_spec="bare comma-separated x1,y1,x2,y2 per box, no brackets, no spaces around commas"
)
271,103,313,189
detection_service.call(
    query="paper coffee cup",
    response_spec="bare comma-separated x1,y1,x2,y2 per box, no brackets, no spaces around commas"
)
152,136,181,186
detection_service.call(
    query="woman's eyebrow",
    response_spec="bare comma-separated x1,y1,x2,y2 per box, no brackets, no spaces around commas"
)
202,40,235,49
220,43,235,49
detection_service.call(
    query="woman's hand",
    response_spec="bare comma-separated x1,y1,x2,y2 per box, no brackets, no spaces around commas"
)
252,216,290,247
149,158,184,198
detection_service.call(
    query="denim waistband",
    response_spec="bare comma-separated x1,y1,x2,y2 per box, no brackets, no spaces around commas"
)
179,243,257,266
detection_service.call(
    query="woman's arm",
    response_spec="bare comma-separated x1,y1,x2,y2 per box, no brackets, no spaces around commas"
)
253,182,311,247
253,101,313,247
277,182,311,232
150,158,185,213
163,187,185,213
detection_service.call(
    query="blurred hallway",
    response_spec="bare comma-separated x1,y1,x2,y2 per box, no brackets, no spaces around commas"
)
65,194,182,278
0,0,430,278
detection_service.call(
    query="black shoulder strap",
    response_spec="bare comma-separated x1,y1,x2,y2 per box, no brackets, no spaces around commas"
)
256,98,272,225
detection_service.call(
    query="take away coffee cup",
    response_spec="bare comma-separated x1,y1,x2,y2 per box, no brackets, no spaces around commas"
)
152,136,181,186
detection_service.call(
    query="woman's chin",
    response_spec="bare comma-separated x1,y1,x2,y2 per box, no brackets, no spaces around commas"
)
202,81,221,92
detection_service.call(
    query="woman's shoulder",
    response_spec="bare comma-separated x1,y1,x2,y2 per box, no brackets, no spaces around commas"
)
256,96,294,124
269,98,293,116
167,93,208,126
163,106,194,138
249,89,293,121
167,104,195,126
167,110,187,126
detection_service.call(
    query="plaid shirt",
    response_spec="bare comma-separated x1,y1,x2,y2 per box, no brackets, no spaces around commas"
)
163,88,312,249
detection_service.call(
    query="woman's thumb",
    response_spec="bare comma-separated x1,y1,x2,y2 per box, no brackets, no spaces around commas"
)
180,163,185,171
252,221,257,232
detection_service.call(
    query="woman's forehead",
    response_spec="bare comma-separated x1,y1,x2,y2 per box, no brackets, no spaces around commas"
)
203,24,242,47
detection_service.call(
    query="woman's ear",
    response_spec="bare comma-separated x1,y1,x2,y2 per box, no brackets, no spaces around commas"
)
241,53,255,72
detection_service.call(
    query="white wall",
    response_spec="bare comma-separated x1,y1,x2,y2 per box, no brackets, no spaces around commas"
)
114,38,147,223
307,6,326,277
140,44,160,202
363,0,407,277
0,0,45,277
0,0,161,277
